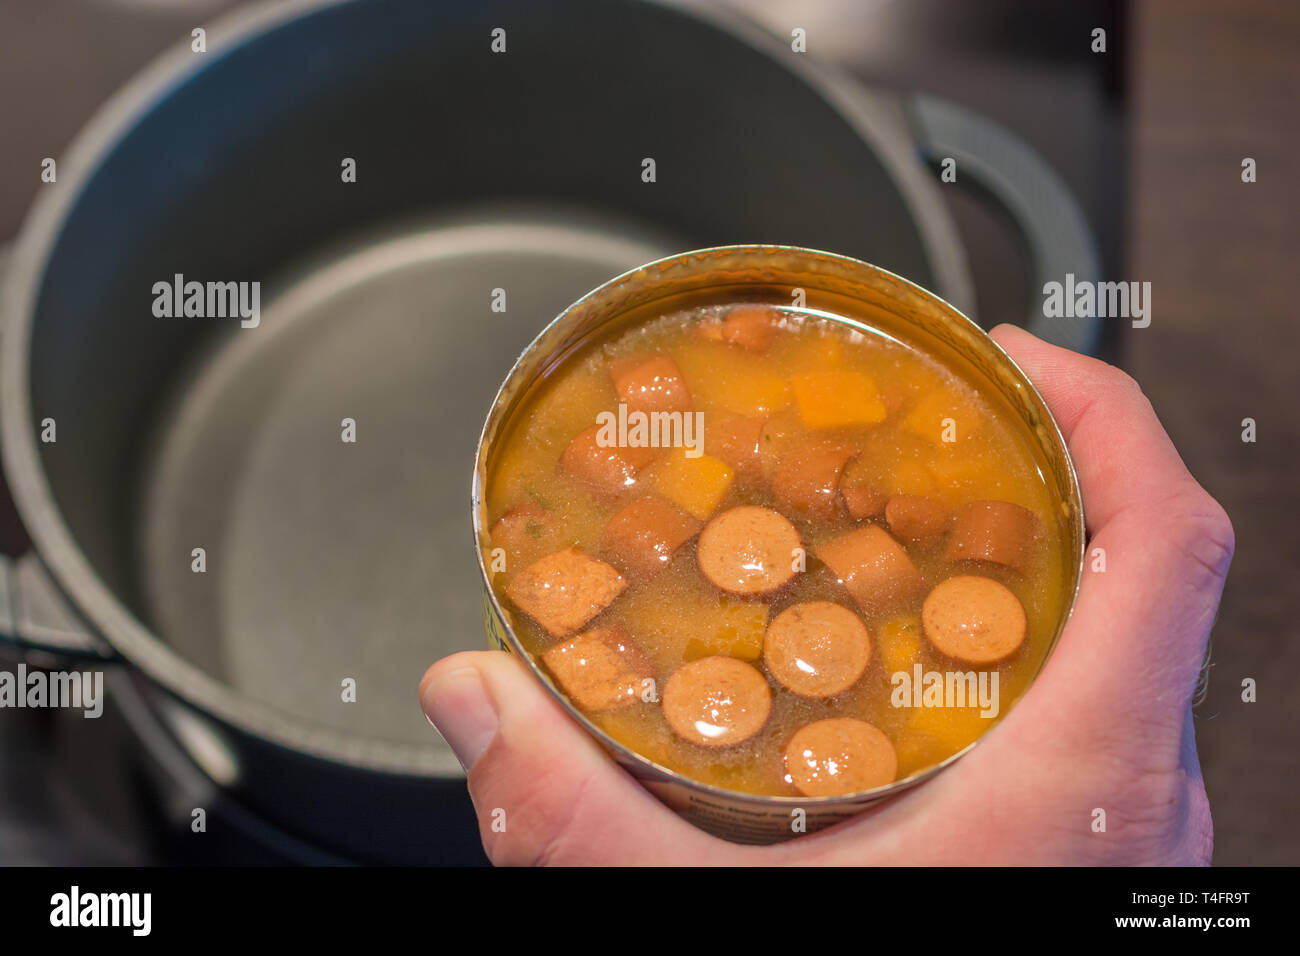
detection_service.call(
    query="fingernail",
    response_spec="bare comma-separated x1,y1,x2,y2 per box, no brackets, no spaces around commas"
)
421,666,498,771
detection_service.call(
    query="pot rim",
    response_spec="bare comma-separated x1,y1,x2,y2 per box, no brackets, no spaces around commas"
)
473,243,1086,810
0,0,972,777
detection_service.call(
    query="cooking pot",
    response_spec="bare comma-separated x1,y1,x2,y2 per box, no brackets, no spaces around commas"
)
0,0,1099,863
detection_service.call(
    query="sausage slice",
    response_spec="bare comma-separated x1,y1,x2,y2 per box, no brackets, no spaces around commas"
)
842,483,887,521
697,506,802,596
560,424,660,497
885,494,951,543
600,496,702,577
505,547,627,637
705,413,766,486
840,456,887,520
763,601,871,698
815,525,924,611
921,574,1027,663
541,627,653,711
489,503,556,554
944,500,1039,573
785,718,898,797
609,355,693,414
772,439,857,522
662,656,772,748
715,305,778,352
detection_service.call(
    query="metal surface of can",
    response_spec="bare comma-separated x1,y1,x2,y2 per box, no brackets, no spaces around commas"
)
473,245,1085,845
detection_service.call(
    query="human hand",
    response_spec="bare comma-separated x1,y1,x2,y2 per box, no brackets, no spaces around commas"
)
420,324,1233,865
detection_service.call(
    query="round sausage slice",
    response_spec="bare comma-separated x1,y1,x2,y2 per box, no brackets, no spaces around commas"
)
921,574,1027,664
784,718,898,797
662,656,772,748
763,602,871,698
696,506,801,596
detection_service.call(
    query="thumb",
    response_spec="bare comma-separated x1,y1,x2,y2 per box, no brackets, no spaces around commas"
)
419,650,733,865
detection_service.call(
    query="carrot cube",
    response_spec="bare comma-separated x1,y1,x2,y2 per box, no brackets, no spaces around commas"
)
654,447,734,520
791,370,887,429
878,616,923,675
681,599,770,662
901,388,981,446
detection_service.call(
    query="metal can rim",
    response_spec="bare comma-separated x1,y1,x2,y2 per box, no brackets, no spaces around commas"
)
471,243,1086,811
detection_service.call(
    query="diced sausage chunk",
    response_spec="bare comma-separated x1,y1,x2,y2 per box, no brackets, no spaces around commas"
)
662,656,772,747
601,497,702,577
784,718,897,796
505,547,626,637
705,413,766,486
842,483,887,521
755,409,800,482
610,355,693,414
541,627,653,711
885,494,951,543
763,602,871,698
772,439,856,522
921,574,1027,663
816,525,924,611
697,506,802,596
700,305,778,352
944,500,1039,573
560,424,659,496
840,455,886,519
489,503,556,555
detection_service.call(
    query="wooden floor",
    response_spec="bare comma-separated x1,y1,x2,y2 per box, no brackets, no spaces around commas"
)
1129,0,1300,865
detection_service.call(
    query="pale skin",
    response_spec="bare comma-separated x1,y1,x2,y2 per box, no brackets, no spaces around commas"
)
420,325,1234,865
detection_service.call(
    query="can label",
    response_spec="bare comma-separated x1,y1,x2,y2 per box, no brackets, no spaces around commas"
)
482,587,511,654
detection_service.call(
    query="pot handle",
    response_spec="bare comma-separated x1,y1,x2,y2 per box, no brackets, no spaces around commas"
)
908,93,1103,356
0,553,117,661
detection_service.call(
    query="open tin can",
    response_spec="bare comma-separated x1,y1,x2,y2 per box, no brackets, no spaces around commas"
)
472,245,1085,844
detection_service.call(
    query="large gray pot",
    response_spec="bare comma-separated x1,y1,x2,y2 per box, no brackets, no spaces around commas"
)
0,0,1097,863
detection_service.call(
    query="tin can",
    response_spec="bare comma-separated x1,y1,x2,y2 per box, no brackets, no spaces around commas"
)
472,245,1085,844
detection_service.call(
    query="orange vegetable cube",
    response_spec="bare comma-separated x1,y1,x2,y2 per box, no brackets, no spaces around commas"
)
654,447,734,520
791,370,887,430
901,388,981,447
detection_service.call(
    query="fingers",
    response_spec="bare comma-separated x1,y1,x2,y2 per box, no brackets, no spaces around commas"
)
990,324,1220,532
989,325,1234,765
419,651,735,865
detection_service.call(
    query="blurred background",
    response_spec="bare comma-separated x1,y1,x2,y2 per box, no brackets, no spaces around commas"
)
0,0,1295,865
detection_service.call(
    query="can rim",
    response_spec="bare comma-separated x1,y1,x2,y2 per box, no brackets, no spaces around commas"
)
472,243,1086,809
